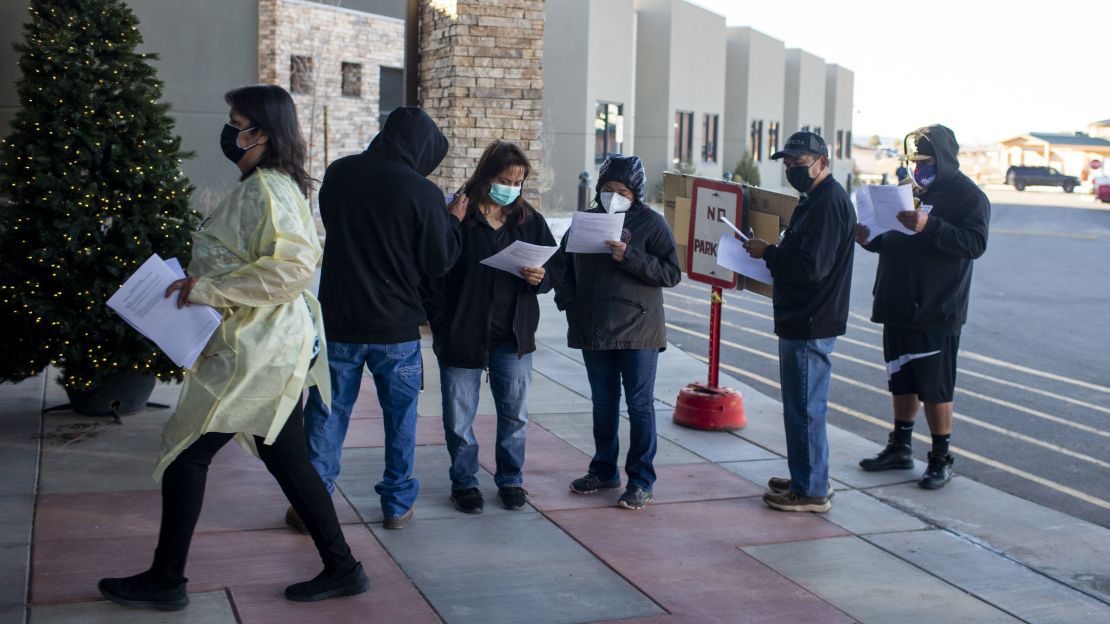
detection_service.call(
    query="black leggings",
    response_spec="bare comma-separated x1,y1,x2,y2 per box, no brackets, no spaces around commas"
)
150,397,356,584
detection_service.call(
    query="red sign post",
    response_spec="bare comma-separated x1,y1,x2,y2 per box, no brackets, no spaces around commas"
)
672,179,746,431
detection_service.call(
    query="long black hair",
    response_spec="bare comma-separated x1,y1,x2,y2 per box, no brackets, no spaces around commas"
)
462,140,534,226
224,84,313,197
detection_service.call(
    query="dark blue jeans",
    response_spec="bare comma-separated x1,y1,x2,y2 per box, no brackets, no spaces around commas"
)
582,349,659,491
304,340,422,518
439,343,532,490
778,337,836,498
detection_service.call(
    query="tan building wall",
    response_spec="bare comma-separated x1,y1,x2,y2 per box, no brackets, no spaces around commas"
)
259,0,404,185
418,0,545,204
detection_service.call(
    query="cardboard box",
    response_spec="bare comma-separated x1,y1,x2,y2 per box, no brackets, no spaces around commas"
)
663,172,796,298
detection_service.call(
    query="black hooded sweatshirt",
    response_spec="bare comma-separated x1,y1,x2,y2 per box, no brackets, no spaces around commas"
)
762,175,856,340
863,125,990,335
317,107,461,344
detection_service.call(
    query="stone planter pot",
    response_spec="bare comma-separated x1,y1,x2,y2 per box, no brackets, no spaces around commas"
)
62,370,157,416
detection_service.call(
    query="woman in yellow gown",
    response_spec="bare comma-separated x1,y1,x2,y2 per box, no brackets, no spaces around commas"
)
98,84,369,611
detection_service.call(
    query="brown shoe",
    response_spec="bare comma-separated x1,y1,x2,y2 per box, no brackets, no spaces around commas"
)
767,477,835,499
382,508,414,530
285,506,308,534
762,490,832,513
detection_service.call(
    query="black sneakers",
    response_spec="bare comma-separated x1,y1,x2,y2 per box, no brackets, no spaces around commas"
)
285,563,371,602
859,433,915,471
498,486,529,510
97,570,189,611
451,487,485,514
918,452,954,490
569,474,621,494
617,486,653,510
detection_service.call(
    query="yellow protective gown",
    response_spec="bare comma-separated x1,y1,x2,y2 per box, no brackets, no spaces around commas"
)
154,168,331,480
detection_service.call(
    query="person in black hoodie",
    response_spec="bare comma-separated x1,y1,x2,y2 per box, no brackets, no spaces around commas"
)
856,125,989,490
425,141,558,514
555,154,681,511
300,107,464,531
744,131,855,513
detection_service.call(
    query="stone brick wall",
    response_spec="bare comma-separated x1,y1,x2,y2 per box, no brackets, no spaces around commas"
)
418,0,546,205
259,0,404,188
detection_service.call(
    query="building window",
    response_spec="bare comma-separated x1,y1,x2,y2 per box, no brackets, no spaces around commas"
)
702,114,719,163
750,119,764,162
674,111,694,165
290,55,314,94
341,62,362,98
595,102,624,164
835,129,844,158
767,122,780,160
379,66,404,128
845,130,852,158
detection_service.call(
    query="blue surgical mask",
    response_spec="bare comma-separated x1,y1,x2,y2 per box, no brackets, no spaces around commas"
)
489,182,521,206
914,162,937,187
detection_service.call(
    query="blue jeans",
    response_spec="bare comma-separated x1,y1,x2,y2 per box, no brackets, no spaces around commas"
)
304,340,422,517
778,337,836,498
582,349,659,491
439,343,532,490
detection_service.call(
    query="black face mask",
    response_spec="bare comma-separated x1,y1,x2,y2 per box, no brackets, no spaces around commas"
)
220,123,258,164
786,162,817,193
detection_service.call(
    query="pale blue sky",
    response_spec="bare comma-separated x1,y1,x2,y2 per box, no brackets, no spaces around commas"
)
686,0,1109,144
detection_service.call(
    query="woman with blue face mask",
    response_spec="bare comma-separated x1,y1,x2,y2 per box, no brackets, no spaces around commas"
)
425,141,559,514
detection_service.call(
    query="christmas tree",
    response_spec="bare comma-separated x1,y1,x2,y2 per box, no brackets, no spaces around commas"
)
0,0,200,390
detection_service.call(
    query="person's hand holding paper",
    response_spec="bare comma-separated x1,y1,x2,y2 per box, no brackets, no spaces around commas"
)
566,211,625,254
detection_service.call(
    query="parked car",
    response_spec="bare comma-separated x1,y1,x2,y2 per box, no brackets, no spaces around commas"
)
1094,176,1110,203
1004,166,1080,192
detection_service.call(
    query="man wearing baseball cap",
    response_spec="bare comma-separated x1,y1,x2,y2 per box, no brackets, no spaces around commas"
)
743,131,856,512
856,125,990,489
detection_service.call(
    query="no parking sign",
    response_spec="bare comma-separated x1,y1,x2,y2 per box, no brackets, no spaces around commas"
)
686,179,742,288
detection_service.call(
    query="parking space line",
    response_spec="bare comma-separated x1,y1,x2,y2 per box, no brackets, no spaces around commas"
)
666,322,1110,469
664,303,1110,437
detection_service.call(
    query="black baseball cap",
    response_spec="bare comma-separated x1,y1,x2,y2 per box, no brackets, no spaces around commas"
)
770,131,828,160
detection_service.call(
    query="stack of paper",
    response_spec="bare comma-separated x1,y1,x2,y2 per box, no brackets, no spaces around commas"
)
566,211,626,253
853,185,931,242
480,240,558,276
107,254,222,369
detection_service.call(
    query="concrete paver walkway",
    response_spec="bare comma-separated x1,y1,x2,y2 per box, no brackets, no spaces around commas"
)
2,293,1108,623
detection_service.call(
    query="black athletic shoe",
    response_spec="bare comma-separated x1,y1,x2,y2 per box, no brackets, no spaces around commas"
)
285,563,371,602
498,486,529,510
918,452,954,490
616,486,653,510
451,487,485,514
97,571,189,611
569,474,621,494
859,433,915,472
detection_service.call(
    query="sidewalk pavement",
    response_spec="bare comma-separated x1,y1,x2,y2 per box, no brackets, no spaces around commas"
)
2,293,1109,623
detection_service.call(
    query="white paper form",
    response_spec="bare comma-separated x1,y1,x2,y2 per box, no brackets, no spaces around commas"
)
853,185,932,242
716,233,772,285
107,254,221,369
566,211,626,254
480,240,558,277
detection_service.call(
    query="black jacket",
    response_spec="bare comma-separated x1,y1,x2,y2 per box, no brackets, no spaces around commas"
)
763,175,856,339
427,209,558,368
863,125,990,334
317,107,462,344
554,204,682,350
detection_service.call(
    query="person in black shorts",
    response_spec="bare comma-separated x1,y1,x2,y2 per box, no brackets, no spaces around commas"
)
855,125,990,489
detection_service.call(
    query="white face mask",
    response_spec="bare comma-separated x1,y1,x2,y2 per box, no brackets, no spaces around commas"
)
601,191,632,213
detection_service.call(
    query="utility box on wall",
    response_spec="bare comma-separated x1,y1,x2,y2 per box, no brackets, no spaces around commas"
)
663,172,795,298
